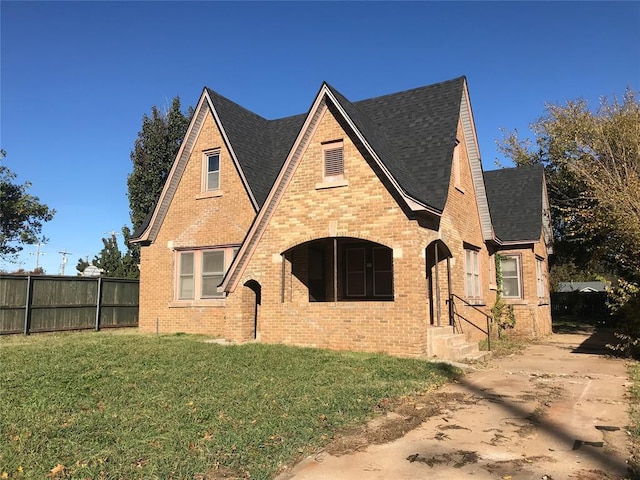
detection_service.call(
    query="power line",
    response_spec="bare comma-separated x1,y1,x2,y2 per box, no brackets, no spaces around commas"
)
58,250,73,276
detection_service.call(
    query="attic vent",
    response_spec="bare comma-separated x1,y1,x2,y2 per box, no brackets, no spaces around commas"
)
323,144,344,179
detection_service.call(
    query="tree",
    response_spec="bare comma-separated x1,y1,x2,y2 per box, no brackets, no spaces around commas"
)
498,89,640,356
0,149,55,260
127,97,193,232
497,89,640,283
76,228,138,278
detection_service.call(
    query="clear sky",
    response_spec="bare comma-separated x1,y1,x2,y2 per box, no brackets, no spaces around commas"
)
1,1,638,275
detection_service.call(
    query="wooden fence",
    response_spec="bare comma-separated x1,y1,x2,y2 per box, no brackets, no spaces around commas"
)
0,275,139,335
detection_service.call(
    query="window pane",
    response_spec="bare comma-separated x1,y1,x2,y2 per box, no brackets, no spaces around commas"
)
202,274,223,298
373,247,392,271
346,248,365,271
503,278,520,298
208,154,219,173
179,276,194,299
180,252,194,275
208,171,219,190
347,273,365,296
501,257,518,276
374,272,393,296
203,251,224,274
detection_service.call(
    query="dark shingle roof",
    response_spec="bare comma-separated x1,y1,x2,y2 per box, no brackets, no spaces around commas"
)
483,165,544,242
206,77,465,211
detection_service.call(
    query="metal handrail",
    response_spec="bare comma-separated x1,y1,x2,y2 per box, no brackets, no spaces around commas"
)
448,293,493,352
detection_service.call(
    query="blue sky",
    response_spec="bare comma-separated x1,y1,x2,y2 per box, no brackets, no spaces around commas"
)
1,1,638,274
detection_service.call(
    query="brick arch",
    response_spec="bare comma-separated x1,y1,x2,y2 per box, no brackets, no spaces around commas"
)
280,234,393,255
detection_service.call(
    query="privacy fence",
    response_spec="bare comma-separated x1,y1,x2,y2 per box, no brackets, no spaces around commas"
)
0,275,139,335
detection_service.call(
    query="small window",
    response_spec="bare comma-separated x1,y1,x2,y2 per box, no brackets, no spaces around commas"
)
536,257,546,298
323,142,344,180
205,151,220,191
500,255,522,298
465,248,480,298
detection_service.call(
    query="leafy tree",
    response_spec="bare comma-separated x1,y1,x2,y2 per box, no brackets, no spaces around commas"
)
497,89,640,283
127,97,193,232
0,149,55,260
498,89,640,356
76,229,138,278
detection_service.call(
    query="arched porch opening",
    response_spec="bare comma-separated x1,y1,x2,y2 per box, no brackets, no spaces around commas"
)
282,237,394,303
426,240,453,326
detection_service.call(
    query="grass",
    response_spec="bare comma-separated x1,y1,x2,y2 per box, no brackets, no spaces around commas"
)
0,331,460,479
629,362,640,477
479,334,534,358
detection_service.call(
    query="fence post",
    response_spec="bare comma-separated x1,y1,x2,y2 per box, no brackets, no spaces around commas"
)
95,276,103,331
23,275,32,335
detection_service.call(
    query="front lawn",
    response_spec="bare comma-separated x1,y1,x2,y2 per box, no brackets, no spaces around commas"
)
0,332,459,479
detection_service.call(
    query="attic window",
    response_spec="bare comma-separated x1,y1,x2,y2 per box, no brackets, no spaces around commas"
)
323,141,344,180
204,150,220,191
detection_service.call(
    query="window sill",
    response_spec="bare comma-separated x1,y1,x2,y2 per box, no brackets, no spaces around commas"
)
538,299,550,306
170,298,226,308
196,190,223,200
503,298,527,305
315,179,349,190
464,298,486,306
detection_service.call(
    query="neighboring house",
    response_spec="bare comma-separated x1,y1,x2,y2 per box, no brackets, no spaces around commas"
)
131,76,553,360
557,281,608,293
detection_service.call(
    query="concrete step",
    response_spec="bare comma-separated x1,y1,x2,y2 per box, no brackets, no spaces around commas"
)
463,350,492,363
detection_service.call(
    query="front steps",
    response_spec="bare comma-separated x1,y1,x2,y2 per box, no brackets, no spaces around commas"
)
428,326,491,363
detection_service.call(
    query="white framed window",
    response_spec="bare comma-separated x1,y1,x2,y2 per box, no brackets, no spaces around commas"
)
322,141,344,180
536,257,546,298
203,150,220,191
465,248,481,298
176,246,238,301
500,255,522,298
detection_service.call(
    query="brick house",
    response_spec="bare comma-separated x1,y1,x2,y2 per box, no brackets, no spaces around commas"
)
131,76,553,360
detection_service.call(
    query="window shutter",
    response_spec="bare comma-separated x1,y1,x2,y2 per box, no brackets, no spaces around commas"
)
324,147,344,177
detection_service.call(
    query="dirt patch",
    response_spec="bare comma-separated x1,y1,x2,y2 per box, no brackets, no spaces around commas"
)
483,455,555,476
324,392,466,455
406,450,480,468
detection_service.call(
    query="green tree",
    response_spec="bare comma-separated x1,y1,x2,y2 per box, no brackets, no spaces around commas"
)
127,97,193,232
0,149,55,259
498,89,640,356
76,229,138,278
497,89,640,283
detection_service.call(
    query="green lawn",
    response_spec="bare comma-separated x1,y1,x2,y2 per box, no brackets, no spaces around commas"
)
0,331,459,479
629,362,640,477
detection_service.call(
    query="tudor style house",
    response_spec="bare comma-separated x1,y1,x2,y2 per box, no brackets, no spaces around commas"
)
131,77,553,360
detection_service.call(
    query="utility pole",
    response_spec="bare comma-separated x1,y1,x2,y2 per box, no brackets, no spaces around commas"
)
29,242,46,271
58,250,73,276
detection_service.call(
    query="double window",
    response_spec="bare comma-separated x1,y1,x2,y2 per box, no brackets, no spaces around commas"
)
500,255,522,298
177,247,238,300
344,245,393,299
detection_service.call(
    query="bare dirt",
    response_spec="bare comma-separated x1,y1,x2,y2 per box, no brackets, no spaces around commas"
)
278,331,635,480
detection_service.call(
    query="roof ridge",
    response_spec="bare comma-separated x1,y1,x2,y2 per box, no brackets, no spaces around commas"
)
205,87,269,123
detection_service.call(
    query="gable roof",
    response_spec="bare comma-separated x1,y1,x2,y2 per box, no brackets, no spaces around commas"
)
483,164,546,243
132,76,493,246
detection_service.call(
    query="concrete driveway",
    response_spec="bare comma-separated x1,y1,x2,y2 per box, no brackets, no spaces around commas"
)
278,331,633,480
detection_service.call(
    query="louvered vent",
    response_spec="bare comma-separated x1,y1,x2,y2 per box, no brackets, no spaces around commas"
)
324,147,344,178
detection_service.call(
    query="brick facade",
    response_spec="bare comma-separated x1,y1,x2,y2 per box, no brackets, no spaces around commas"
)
135,81,553,358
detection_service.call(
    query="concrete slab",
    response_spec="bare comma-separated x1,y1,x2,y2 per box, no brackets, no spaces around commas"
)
278,332,633,480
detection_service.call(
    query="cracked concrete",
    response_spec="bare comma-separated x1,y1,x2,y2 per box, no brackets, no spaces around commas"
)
278,332,633,480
